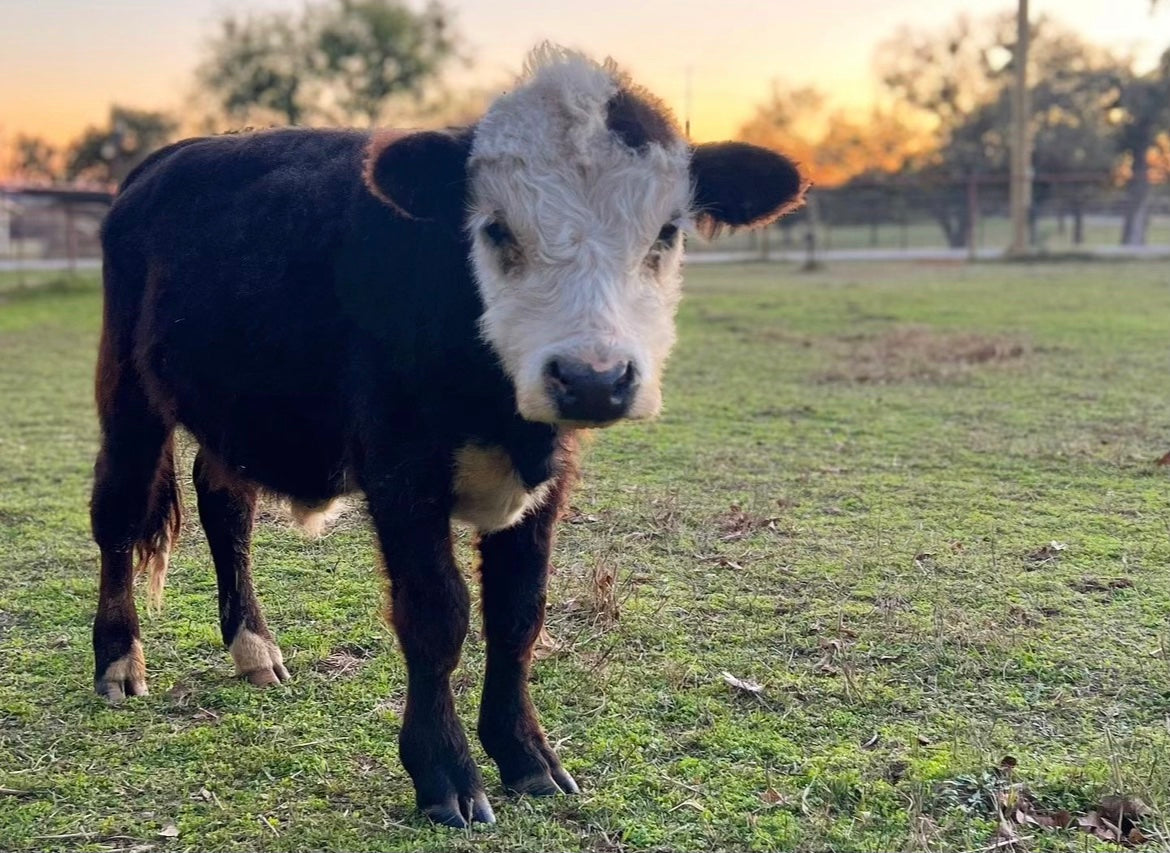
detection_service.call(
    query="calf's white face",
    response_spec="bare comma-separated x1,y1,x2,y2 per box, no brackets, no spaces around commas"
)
365,46,806,426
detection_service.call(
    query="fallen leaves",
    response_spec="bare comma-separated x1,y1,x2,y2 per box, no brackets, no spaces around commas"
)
714,504,782,541
1154,451,1170,467
941,757,1156,849
1079,796,1152,845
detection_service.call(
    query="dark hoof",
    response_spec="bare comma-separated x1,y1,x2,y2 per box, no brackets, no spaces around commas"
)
422,791,496,828
505,766,580,796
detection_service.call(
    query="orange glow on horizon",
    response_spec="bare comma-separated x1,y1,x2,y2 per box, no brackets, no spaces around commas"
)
1,0,1166,171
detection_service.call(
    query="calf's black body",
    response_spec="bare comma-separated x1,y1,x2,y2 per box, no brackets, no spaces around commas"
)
91,128,577,825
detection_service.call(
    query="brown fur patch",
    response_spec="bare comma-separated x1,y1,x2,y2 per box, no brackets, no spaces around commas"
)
820,326,1030,384
605,87,681,152
452,445,553,533
137,436,182,610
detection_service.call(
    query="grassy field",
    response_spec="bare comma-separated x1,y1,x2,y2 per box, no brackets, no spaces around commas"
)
1,261,1169,852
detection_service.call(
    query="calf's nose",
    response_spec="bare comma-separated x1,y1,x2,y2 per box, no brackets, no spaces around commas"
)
544,358,638,423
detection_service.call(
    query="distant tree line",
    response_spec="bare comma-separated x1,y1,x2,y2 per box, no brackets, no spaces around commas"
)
740,11,1170,246
7,0,461,187
7,2,1168,247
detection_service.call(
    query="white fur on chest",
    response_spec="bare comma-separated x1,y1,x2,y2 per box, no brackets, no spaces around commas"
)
452,444,552,532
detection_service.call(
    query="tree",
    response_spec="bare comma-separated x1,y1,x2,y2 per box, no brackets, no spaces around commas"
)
196,0,460,129
738,85,926,187
9,134,59,183
313,0,458,125
197,11,308,126
876,11,1148,247
1103,49,1170,244
66,106,178,185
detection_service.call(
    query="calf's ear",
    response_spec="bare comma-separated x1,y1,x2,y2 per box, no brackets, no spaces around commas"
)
690,142,807,237
364,129,472,224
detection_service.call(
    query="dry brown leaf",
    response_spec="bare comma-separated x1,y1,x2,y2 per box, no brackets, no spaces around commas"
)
1155,451,1170,467
532,626,561,661
720,671,764,696
1026,541,1067,566
564,506,599,524
759,788,789,806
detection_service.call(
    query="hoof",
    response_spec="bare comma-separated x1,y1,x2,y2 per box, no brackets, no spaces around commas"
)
95,640,148,702
229,628,289,687
422,791,496,828
505,766,580,796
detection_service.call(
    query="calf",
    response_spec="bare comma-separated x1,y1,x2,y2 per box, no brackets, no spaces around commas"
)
90,46,805,826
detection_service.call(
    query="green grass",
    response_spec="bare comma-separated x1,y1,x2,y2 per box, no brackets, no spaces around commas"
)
2,261,1169,851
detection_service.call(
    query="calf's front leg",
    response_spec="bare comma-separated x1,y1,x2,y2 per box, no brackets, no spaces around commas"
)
366,475,494,828
476,466,579,796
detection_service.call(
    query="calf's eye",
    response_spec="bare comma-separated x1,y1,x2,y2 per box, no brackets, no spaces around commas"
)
483,219,514,248
655,223,679,248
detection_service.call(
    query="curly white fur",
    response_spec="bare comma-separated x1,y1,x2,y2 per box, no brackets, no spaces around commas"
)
468,46,691,423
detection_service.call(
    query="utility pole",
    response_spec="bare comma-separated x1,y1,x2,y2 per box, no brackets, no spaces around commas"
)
1008,0,1032,256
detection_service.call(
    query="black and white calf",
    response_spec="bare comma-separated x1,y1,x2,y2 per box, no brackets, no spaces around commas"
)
90,46,805,826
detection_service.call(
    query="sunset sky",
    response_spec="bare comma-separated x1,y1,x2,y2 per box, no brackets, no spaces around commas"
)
1,0,1167,153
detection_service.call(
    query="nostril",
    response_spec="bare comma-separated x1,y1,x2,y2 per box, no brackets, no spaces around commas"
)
615,362,637,391
544,359,566,388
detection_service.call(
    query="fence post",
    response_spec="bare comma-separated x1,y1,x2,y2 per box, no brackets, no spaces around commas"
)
65,202,78,274
966,176,979,261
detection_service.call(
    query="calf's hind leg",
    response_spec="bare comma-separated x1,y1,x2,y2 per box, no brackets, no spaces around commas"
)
193,450,288,686
91,366,180,701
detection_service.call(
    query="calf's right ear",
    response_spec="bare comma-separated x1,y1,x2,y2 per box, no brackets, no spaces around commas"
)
364,129,472,225
690,142,807,238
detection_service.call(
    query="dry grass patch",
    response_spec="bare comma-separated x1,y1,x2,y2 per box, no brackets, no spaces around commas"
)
820,325,1030,383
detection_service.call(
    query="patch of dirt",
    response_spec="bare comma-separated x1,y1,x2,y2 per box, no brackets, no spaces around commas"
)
1069,576,1135,594
819,325,1030,384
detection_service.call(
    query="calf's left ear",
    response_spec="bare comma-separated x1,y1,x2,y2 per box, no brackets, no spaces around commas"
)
364,129,472,224
690,142,807,237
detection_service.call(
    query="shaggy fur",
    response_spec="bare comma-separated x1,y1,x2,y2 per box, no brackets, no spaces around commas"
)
89,43,805,828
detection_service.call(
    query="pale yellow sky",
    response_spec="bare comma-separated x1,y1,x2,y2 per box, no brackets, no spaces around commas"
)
0,0,1166,150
